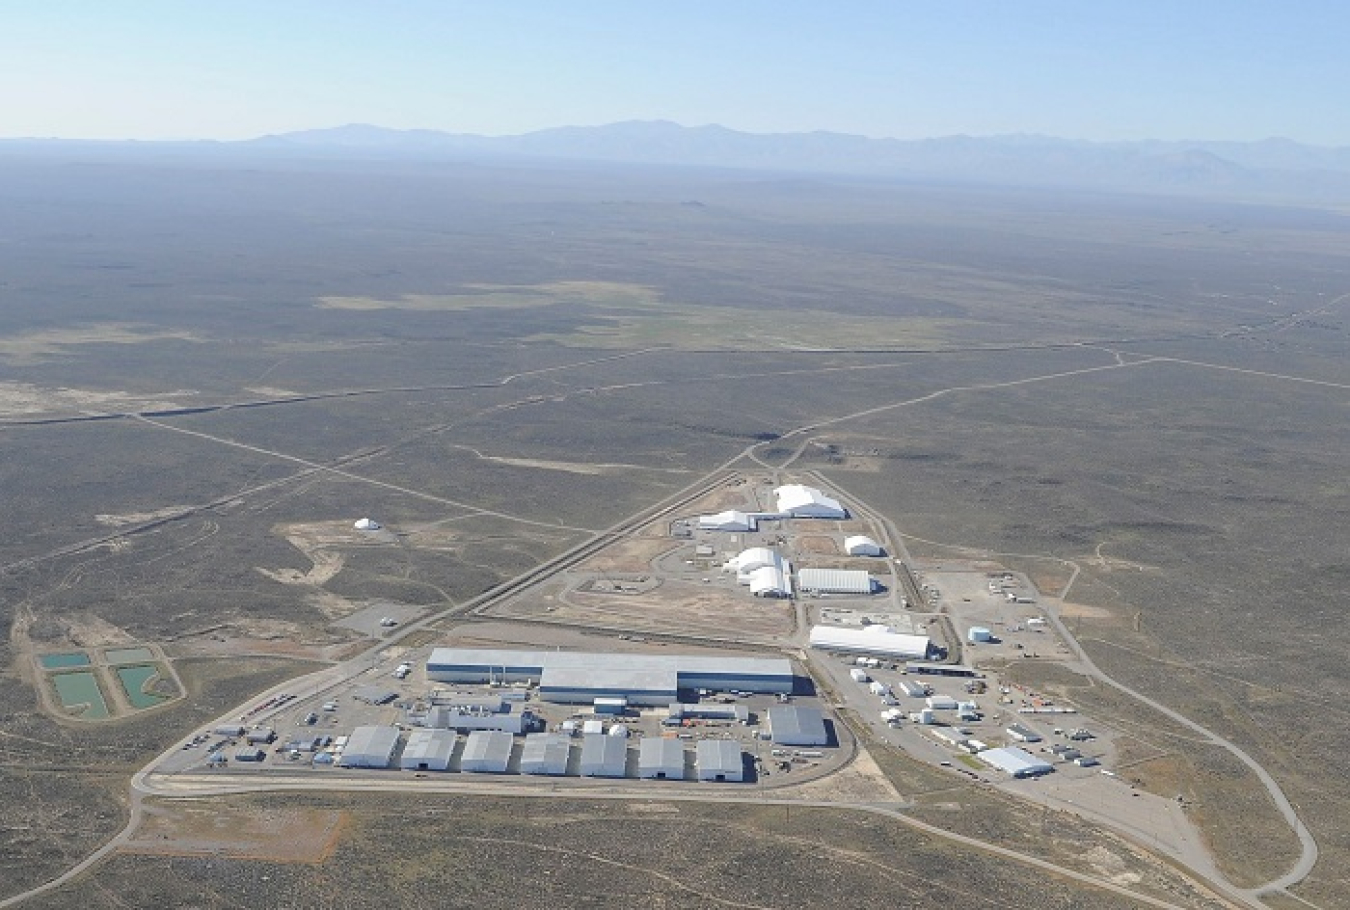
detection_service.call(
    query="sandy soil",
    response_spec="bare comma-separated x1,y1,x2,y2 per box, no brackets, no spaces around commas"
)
573,537,680,574
122,804,349,863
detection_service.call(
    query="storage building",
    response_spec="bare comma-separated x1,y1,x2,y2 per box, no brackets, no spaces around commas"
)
767,705,829,746
338,725,401,769
968,626,993,643
799,568,874,595
399,728,456,771
897,680,928,698
667,703,750,723
727,547,789,583
579,734,628,778
698,510,757,532
1006,723,1042,743
976,746,1053,778
774,484,847,519
638,738,686,780
696,739,744,782
519,733,571,776
844,535,883,556
426,649,794,704
809,625,930,659
926,695,959,711
460,730,514,773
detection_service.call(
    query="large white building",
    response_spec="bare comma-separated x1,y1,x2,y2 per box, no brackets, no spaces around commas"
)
808,625,931,659
399,728,456,771
460,730,514,773
698,510,757,532
726,547,788,582
798,568,875,595
977,746,1053,778
638,738,687,780
338,725,401,769
519,733,571,776
696,739,744,782
774,484,847,519
747,565,792,598
426,649,795,705
579,734,629,777
424,705,534,734
844,535,883,556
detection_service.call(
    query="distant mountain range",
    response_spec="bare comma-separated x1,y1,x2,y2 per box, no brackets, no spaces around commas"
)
12,121,1350,203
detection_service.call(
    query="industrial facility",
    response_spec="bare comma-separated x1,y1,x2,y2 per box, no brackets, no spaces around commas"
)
425,649,796,706
580,734,629,777
338,725,400,769
638,738,687,779
809,625,931,659
460,730,513,773
519,733,571,776
976,746,1053,778
399,728,456,771
726,547,793,598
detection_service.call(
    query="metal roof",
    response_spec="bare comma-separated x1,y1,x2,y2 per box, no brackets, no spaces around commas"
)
400,728,456,765
519,734,571,774
767,705,828,744
579,733,628,777
460,730,513,770
428,648,793,682
638,738,686,776
977,746,1053,777
338,725,400,767
809,625,929,657
799,568,873,594
696,739,743,776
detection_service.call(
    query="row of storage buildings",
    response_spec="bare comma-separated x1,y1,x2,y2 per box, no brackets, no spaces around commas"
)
336,725,748,781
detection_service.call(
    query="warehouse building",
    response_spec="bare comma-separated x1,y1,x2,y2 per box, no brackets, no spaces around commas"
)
426,649,795,704
808,625,931,659
698,510,757,532
774,484,847,519
519,733,571,776
460,730,514,773
1006,723,1042,743
638,738,687,780
338,725,401,769
696,739,745,782
968,626,993,643
977,746,1053,778
579,734,628,778
399,728,456,771
844,535,883,556
767,705,828,746
799,568,875,595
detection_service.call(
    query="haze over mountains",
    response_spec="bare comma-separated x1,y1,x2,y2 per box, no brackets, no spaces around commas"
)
9,120,1350,204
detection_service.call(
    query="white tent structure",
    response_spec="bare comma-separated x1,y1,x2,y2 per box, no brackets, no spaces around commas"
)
808,625,931,659
726,548,789,583
353,517,381,531
844,535,883,556
747,565,792,598
798,568,874,595
698,510,757,532
774,484,846,519
977,746,1053,778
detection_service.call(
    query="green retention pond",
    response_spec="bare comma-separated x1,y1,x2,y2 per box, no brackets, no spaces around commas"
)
105,647,154,664
52,671,110,719
116,664,171,709
39,652,90,670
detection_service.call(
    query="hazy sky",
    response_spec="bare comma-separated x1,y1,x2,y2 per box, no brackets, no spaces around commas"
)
3,1,1346,144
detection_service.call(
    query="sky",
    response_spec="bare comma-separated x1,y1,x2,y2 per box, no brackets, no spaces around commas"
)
2,1,1347,145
